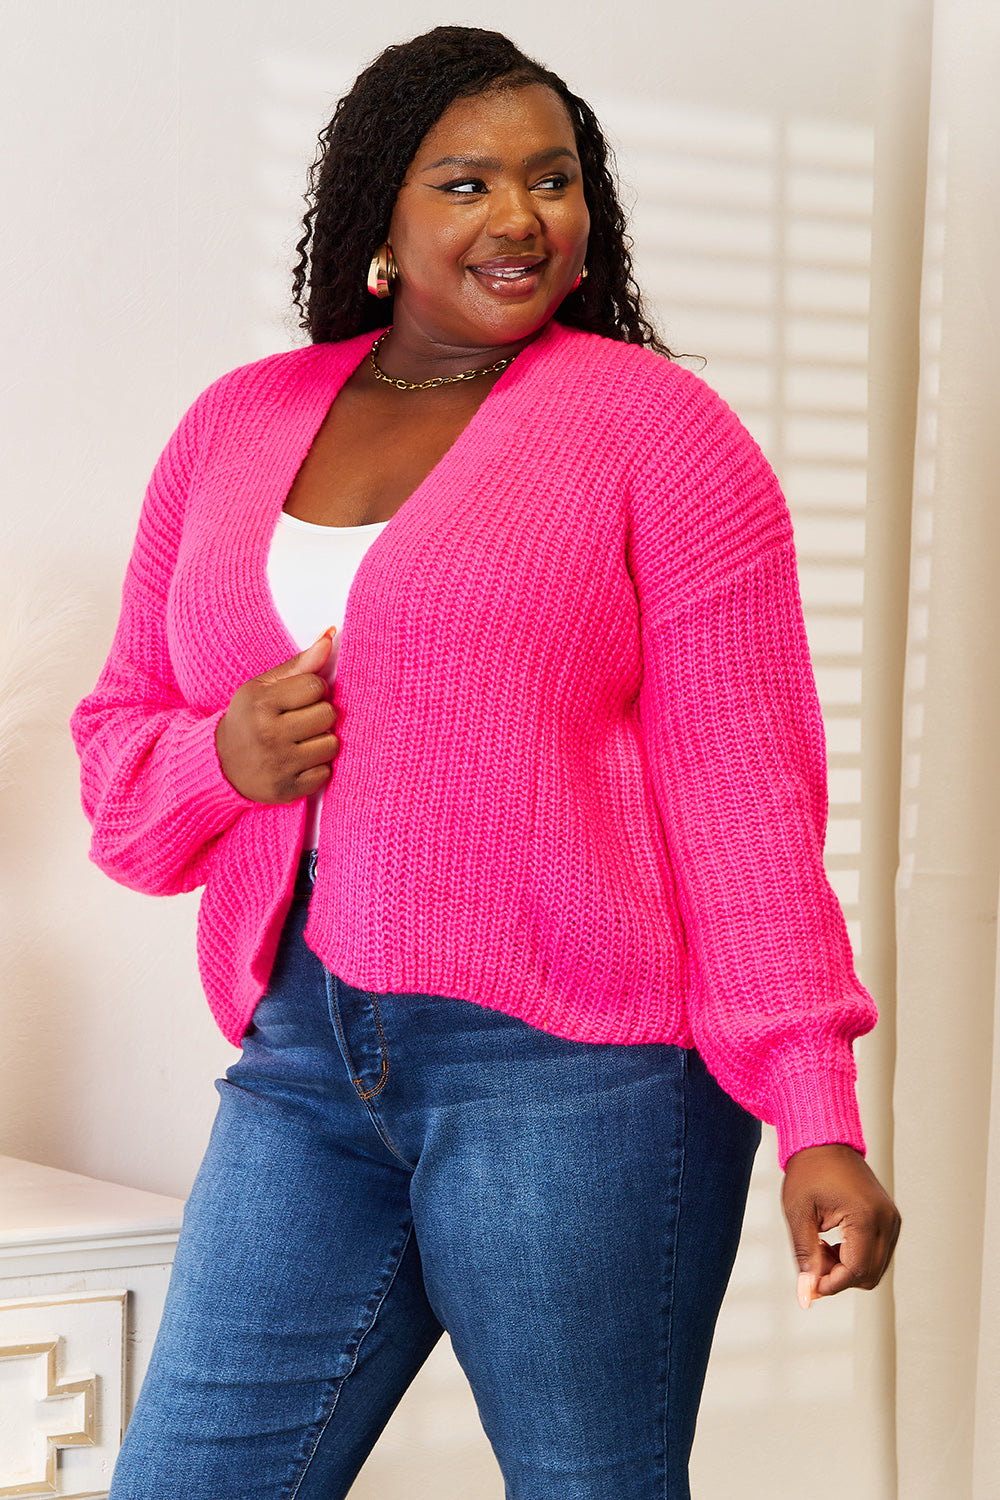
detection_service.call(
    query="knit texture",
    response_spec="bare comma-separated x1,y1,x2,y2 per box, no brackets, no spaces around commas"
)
71,321,877,1167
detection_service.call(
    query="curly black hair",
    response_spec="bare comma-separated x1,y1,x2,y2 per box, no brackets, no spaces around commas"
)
291,25,670,354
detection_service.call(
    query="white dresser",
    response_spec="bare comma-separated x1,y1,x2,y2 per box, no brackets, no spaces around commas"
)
0,1156,184,1498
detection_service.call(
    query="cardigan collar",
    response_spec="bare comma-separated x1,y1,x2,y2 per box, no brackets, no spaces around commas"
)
227,318,576,678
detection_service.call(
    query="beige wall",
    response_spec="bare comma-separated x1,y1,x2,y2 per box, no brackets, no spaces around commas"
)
1,4,888,1496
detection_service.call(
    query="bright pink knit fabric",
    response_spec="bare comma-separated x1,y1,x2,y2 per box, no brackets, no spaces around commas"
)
71,320,877,1167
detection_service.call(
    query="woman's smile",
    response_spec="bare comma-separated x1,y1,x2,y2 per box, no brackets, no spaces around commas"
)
467,254,546,297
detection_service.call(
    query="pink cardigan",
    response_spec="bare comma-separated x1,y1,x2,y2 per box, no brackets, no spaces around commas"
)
71,321,877,1167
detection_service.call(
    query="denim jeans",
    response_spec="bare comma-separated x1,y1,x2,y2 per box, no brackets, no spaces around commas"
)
110,864,760,1500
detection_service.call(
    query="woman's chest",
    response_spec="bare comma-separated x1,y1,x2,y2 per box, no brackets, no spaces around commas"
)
282,379,501,528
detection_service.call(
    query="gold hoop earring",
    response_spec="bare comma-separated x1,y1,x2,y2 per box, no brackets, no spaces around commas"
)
571,264,588,291
367,243,397,299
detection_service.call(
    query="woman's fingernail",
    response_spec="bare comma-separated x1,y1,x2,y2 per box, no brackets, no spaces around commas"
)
797,1272,814,1310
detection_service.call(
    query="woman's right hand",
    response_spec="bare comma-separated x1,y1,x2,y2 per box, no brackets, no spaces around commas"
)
215,630,340,804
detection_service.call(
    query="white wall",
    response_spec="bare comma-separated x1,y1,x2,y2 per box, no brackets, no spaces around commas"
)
1,3,887,1496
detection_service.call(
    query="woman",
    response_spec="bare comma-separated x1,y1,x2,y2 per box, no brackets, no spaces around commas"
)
72,25,900,1500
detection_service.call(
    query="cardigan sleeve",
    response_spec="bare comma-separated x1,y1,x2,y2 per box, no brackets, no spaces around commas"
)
70,386,252,896
628,372,877,1168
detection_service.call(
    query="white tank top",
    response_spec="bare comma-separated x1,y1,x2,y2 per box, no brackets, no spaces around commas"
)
266,511,391,849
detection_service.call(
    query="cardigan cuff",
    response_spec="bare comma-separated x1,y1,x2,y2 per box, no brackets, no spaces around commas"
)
768,1059,867,1171
85,708,255,897
169,708,255,829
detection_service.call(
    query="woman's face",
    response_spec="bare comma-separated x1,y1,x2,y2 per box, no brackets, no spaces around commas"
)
387,83,591,356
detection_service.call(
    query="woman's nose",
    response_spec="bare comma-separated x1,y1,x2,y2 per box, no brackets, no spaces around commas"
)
487,189,541,239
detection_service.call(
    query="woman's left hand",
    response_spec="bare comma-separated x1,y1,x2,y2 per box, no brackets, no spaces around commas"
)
781,1143,901,1306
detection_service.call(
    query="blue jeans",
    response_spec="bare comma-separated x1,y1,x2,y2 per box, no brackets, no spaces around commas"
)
111,868,760,1499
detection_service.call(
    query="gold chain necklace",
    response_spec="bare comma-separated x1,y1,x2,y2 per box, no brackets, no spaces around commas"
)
369,329,517,391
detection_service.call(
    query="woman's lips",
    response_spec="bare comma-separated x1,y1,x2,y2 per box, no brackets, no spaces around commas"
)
468,259,545,297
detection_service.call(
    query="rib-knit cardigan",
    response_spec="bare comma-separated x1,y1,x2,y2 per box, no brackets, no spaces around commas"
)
71,320,877,1168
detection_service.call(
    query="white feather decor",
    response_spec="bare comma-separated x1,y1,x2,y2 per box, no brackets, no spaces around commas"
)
0,579,90,787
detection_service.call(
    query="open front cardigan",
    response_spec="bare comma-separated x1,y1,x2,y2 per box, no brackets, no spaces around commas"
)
71,320,877,1167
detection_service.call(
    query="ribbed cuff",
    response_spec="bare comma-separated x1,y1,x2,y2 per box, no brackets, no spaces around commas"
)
769,1060,867,1170
168,708,255,830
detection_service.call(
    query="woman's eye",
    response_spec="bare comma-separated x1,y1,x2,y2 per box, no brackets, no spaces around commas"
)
434,173,570,196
